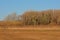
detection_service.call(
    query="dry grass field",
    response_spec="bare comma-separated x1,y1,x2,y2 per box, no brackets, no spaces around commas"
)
0,25,60,40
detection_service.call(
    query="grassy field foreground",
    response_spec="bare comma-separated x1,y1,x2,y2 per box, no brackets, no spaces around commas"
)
0,26,60,40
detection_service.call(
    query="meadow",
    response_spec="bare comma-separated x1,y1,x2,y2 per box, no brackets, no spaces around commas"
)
0,25,60,40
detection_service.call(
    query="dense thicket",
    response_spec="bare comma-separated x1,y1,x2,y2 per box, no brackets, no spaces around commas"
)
3,10,60,26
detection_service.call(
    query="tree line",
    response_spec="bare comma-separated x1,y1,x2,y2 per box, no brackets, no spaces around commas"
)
1,10,60,26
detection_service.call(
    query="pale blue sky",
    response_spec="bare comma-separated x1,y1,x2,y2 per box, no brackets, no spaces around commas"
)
0,0,60,20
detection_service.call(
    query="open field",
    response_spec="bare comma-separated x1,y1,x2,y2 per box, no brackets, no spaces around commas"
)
0,26,60,40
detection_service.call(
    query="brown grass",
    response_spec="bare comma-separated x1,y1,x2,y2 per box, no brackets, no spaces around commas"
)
0,25,60,40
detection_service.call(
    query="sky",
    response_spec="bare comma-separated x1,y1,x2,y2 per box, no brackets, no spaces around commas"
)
0,0,60,20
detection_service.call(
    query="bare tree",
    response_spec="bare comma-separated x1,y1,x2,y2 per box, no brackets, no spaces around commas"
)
4,12,17,21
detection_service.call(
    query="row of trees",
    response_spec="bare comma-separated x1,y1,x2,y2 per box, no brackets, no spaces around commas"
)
4,10,60,26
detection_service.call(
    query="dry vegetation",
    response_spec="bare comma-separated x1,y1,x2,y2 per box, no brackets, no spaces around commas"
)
0,27,60,40
0,24,60,40
0,10,60,40
0,10,60,27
